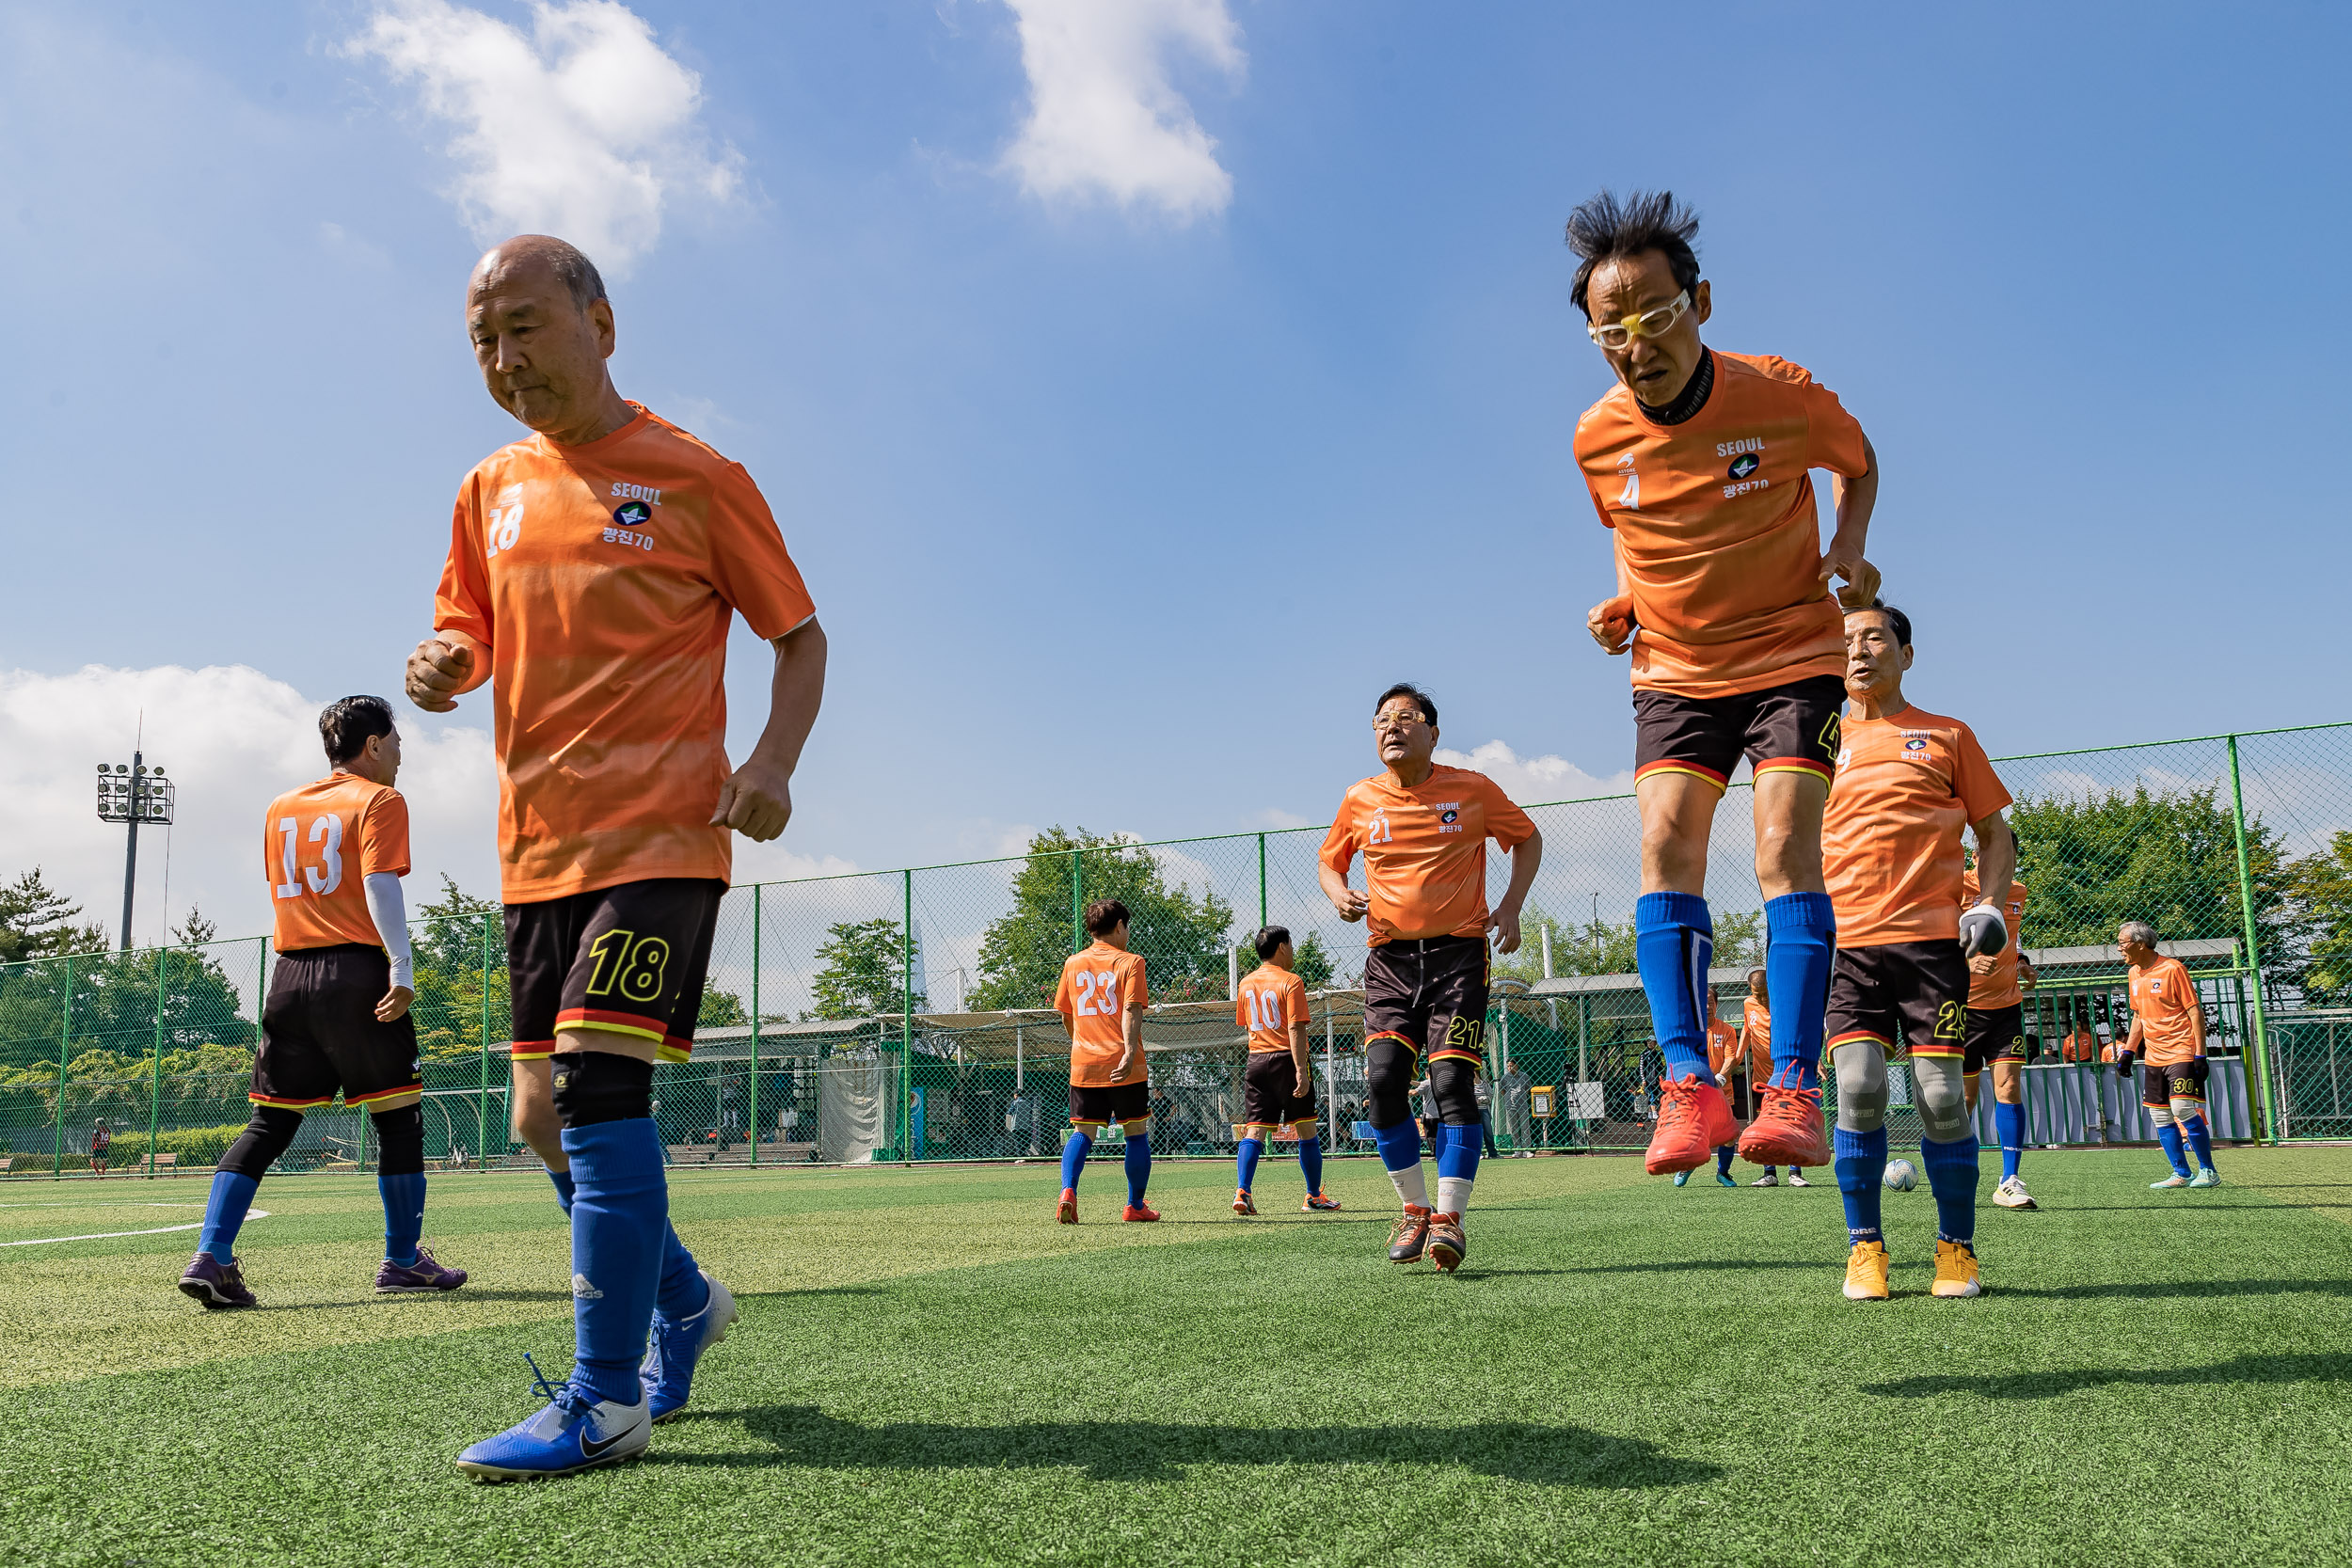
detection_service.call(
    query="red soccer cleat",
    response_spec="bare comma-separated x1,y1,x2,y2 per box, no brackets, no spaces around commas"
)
1645,1074,1737,1175
1737,1084,1830,1168
1056,1187,1078,1225
1120,1202,1161,1222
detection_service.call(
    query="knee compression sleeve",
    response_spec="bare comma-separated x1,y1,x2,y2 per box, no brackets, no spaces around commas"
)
1831,1041,1889,1134
1365,1037,1418,1129
370,1104,426,1177
1427,1058,1482,1125
1913,1056,1972,1144
550,1052,656,1129
220,1105,305,1179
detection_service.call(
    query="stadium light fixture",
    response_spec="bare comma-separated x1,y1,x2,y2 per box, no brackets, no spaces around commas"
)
95,749,174,951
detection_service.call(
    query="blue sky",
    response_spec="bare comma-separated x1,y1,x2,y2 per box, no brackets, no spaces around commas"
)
2,0,2347,942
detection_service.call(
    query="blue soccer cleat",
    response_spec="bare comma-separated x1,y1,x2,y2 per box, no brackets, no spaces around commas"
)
1672,1169,1692,1187
455,1355,650,1481
642,1270,738,1424
1715,1169,1738,1188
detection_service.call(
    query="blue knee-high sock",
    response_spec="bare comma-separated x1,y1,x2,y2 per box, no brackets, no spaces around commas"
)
1833,1126,1887,1244
1371,1118,1422,1174
562,1118,666,1407
1124,1132,1152,1207
2156,1122,2191,1177
1763,893,1835,1090
1921,1132,1979,1245
1635,892,1715,1084
655,1224,708,1320
1435,1121,1484,1182
1235,1136,1263,1194
2180,1110,2216,1170
547,1165,576,1214
1994,1101,2026,1182
1716,1143,1735,1176
1297,1135,1324,1194
378,1173,425,1265
199,1170,260,1261
1060,1129,1093,1190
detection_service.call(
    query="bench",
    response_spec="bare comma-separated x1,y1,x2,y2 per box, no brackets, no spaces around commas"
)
149,1153,177,1175
0,1158,10,1173
667,1147,715,1165
755,1142,819,1163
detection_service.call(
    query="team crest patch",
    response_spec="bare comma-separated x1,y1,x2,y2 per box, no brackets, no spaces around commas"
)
1439,809,1459,824
613,499,653,528
1903,736,1929,752
1727,452,1759,480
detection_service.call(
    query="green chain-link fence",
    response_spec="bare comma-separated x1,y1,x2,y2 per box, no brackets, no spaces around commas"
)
8,721,2352,1178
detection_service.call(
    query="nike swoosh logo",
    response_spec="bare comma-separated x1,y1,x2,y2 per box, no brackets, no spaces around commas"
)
580,1428,625,1458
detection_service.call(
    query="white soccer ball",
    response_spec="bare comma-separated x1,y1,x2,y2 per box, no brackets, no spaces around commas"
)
1883,1158,1919,1192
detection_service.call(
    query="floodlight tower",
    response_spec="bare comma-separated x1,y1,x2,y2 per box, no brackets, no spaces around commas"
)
95,752,174,950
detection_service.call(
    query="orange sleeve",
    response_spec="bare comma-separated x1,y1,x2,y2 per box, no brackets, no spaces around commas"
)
705,464,818,641
1798,375,1869,479
1233,988,1248,1030
357,791,411,879
1285,975,1309,1027
1051,962,1073,1022
1319,797,1360,875
1479,776,1536,850
432,481,494,647
1572,415,1618,531
1122,951,1149,1010
1949,724,2013,824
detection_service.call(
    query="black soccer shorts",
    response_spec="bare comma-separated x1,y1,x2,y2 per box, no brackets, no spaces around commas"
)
1962,1004,2027,1074
505,878,723,1065
1362,934,1489,1066
1631,673,1844,793
1825,941,1971,1061
1068,1081,1150,1132
250,944,421,1111
2142,1057,2210,1108
1240,1051,1318,1132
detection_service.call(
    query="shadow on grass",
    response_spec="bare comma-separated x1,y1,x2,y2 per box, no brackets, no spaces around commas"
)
1556,1259,1825,1275
663,1405,1723,1486
1867,1352,2352,1401
1995,1277,2352,1302
250,1288,573,1311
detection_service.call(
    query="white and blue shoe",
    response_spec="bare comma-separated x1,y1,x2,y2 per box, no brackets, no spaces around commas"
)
643,1269,738,1424
455,1355,651,1481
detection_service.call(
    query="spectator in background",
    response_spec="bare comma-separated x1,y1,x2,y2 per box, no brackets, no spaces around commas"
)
1738,970,1809,1188
2060,1004,2099,1064
1474,1074,1499,1159
1685,1008,1744,1188
90,1117,112,1179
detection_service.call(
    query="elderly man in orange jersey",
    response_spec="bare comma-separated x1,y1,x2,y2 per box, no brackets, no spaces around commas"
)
408,236,826,1479
1567,190,1880,1186
2116,922,2221,1189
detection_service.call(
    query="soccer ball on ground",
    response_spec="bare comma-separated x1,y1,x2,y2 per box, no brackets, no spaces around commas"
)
1883,1159,1919,1192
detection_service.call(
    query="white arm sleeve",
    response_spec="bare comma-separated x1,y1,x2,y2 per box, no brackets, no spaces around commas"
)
362,872,414,991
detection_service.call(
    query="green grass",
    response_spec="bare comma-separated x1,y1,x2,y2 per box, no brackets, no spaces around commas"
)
4,1146,2351,1567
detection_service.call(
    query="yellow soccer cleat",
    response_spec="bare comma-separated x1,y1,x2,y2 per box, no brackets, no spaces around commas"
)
1843,1239,1890,1301
1931,1238,1982,1298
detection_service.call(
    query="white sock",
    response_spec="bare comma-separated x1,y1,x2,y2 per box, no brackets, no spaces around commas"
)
1388,1162,1428,1209
1437,1176,1474,1216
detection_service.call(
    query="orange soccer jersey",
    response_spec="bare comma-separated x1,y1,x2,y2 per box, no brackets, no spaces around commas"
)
434,405,818,905
1706,1017,1741,1079
1823,708,2012,949
1320,766,1536,946
1575,353,1870,699
1962,871,2030,1009
1738,997,1772,1081
2129,957,2203,1067
1056,942,1149,1087
1235,964,1309,1053
263,774,410,952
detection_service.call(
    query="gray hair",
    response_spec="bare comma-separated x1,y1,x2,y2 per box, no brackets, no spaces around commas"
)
2119,920,2159,949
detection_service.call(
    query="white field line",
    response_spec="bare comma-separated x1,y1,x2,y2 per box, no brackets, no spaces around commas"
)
2,1209,270,1246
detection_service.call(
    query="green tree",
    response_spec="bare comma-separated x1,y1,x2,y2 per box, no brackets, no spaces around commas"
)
2008,784,2290,958
1232,929,1340,990
2283,831,2352,1005
0,868,107,962
409,876,505,1062
968,828,1237,1010
804,918,924,1020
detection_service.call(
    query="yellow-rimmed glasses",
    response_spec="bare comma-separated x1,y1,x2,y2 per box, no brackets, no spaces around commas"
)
1586,290,1691,350
1373,710,1427,732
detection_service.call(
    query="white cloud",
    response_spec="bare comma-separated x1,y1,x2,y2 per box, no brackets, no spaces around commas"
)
996,0,1242,221
0,666,501,950
344,0,740,275
1434,740,1636,807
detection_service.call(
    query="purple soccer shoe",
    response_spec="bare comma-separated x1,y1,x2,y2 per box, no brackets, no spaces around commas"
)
179,1251,257,1310
375,1246,469,1294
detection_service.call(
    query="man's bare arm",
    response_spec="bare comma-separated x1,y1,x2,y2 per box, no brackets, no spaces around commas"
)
1820,435,1881,608
712,618,828,842
1486,829,1544,955
405,630,490,711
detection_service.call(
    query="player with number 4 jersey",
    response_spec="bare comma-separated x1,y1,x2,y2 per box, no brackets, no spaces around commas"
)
1232,927,1339,1215
181,697,468,1314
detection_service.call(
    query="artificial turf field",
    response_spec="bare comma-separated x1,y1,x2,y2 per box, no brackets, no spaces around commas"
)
4,1148,2351,1568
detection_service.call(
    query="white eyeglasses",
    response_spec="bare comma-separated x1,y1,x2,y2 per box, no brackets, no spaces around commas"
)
1586,290,1691,350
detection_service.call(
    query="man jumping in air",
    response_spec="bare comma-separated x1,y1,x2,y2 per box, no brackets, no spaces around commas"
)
1567,190,1880,1181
